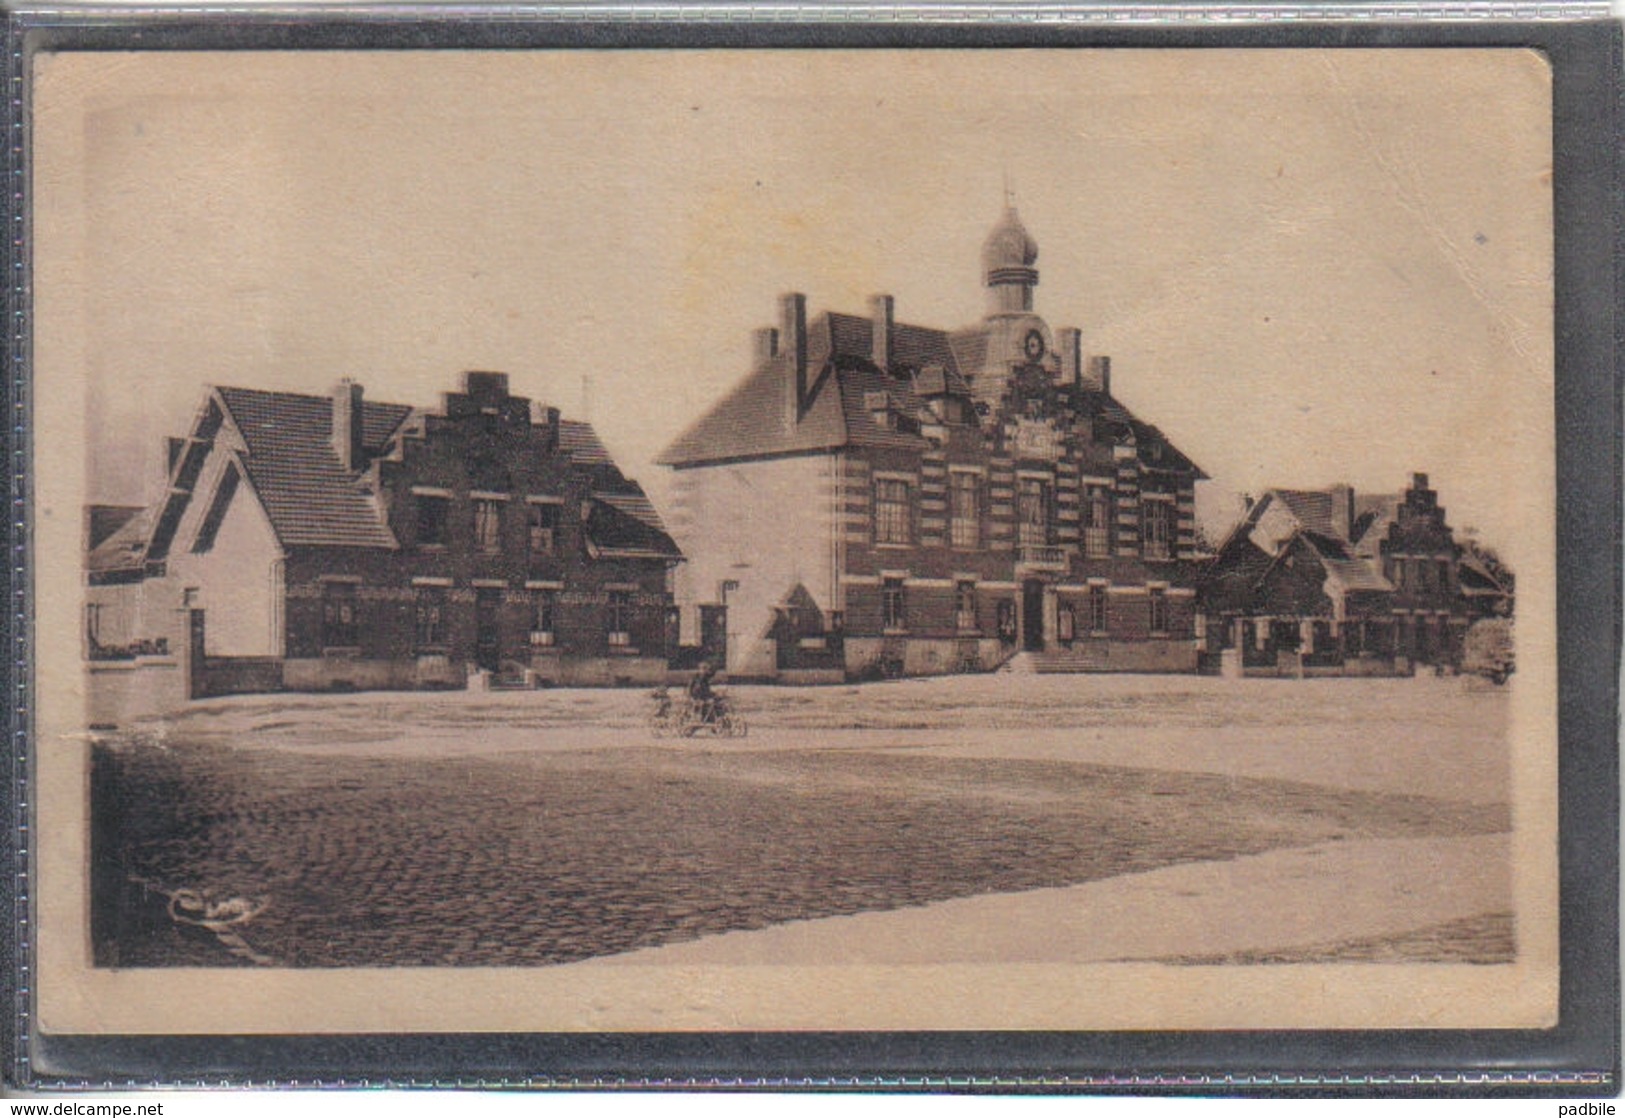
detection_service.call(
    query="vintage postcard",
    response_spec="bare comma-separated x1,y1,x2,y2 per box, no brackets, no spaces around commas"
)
30,45,1559,1037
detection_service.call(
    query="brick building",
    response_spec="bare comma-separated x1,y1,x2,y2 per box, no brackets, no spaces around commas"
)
1198,473,1472,676
658,207,1206,680
86,371,681,696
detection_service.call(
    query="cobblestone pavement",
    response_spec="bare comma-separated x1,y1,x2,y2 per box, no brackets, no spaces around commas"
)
91,732,1508,968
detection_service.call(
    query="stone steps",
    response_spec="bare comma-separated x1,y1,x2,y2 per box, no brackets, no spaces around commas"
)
999,647,1115,674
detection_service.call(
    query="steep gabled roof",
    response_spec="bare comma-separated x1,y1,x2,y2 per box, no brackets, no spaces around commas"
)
87,505,144,551
558,419,614,466
657,319,852,467
1298,531,1393,594
584,493,682,560
216,387,411,549
660,306,1204,477
87,506,154,574
1457,554,1510,598
827,313,963,375
1271,489,1339,538
1206,493,1393,612
947,329,990,384
1350,493,1401,556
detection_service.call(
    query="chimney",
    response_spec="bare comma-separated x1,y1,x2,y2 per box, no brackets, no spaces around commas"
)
1059,328,1083,388
1086,355,1112,395
463,370,510,400
530,400,561,453
869,294,894,373
781,292,808,430
1328,482,1354,541
332,379,364,471
752,327,780,366
1412,471,1430,492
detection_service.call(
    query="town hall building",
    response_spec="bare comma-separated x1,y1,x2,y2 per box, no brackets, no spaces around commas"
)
658,207,1207,680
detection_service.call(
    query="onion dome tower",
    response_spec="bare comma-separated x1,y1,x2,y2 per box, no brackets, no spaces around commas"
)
982,205,1040,317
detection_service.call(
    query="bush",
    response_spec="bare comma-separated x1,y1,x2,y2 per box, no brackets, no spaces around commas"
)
1461,619,1514,682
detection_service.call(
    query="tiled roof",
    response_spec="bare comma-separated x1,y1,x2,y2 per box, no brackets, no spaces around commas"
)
558,420,613,466
837,365,934,451
593,491,676,541
585,494,682,559
661,307,1204,480
948,330,990,384
1351,494,1400,555
1458,555,1508,596
87,505,144,551
657,329,850,467
661,310,992,468
87,507,153,573
1198,534,1276,614
217,388,409,550
913,364,972,398
1272,489,1339,538
1299,531,1393,594
826,313,963,374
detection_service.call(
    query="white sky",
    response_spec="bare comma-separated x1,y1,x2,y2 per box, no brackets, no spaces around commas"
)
35,48,1554,567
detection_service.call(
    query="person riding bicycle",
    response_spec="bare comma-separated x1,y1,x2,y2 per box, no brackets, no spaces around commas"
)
649,685,673,720
687,661,721,725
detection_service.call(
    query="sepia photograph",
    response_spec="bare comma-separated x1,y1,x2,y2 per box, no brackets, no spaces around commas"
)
30,45,1560,1035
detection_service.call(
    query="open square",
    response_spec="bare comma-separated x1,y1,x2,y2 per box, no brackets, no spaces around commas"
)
91,673,1511,970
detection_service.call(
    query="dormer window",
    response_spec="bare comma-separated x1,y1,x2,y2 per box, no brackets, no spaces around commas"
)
865,390,893,431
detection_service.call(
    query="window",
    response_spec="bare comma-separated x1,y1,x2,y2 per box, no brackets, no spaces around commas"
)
867,401,893,431
474,499,503,551
875,479,912,545
416,495,449,547
1142,501,1172,561
1436,558,1452,594
1087,585,1108,633
414,587,446,648
607,589,632,647
1148,587,1168,634
531,589,557,646
528,502,559,553
1017,478,1051,547
322,582,359,648
882,578,907,631
949,472,980,549
1387,556,1404,590
955,581,977,631
1083,486,1112,559
1057,604,1076,643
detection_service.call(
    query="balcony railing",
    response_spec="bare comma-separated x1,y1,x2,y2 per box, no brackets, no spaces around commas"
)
1017,545,1068,571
